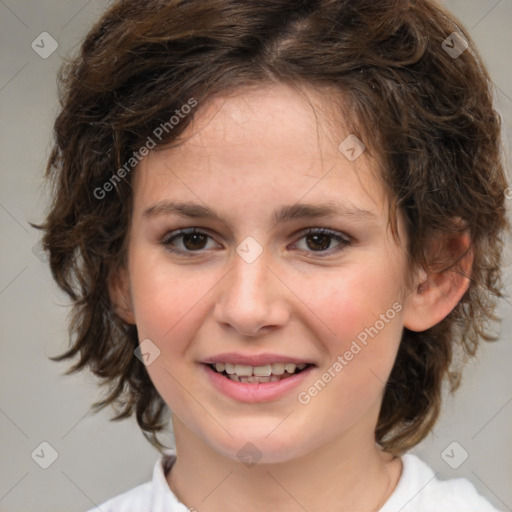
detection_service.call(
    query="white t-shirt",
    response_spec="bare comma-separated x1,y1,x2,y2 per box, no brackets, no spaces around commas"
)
87,450,501,512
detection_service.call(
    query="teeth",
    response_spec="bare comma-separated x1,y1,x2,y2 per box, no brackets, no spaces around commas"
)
271,363,285,375
212,361,309,378
234,364,253,377
253,364,272,377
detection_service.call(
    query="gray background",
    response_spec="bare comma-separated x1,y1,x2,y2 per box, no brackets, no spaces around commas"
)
0,1,511,511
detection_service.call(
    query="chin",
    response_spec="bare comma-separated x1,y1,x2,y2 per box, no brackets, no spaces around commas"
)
203,425,313,466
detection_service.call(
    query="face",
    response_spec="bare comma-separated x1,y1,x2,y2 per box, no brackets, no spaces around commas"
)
120,83,417,464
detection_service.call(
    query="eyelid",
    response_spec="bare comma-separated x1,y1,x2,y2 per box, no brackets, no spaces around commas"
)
299,227,351,243
160,227,221,251
160,226,352,257
290,227,351,255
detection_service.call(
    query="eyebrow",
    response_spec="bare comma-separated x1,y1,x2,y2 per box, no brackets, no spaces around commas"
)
143,200,376,225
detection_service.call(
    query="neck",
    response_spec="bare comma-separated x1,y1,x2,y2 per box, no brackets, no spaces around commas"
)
166,419,402,512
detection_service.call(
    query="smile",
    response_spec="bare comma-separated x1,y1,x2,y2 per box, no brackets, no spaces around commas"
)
209,362,309,383
203,359,315,402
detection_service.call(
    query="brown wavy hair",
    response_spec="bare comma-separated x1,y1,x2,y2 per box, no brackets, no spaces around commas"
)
33,0,510,455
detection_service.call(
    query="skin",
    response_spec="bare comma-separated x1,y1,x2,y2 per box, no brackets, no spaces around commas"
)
111,83,472,511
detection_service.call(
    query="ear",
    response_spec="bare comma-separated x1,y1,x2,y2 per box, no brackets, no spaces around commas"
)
403,227,473,332
108,264,136,325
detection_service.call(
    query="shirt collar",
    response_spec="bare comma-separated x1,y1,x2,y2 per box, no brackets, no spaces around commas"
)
150,450,421,511
150,449,190,512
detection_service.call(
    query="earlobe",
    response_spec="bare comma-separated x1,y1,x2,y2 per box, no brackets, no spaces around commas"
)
403,230,473,332
108,265,136,325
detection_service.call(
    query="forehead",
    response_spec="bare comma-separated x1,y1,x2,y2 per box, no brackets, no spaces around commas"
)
133,83,388,221
165,83,354,167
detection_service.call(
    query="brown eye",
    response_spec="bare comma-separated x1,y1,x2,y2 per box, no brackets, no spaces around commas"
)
180,232,208,250
161,227,351,257
305,233,332,251
162,228,217,255
294,228,351,255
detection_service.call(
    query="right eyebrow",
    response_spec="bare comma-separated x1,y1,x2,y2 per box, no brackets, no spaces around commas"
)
142,200,377,225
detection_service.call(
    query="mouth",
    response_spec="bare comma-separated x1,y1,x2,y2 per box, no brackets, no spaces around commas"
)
207,362,312,383
201,353,316,402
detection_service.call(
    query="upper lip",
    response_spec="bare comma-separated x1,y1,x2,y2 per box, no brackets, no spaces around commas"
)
202,352,315,366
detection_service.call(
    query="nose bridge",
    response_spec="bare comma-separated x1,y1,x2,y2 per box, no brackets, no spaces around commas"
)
214,244,289,336
230,249,270,301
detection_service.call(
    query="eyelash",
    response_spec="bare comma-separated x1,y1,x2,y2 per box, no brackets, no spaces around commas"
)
160,227,351,257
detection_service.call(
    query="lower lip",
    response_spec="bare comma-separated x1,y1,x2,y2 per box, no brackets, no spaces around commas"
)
202,364,314,403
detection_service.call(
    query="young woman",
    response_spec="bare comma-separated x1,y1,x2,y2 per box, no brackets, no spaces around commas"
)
36,1,509,510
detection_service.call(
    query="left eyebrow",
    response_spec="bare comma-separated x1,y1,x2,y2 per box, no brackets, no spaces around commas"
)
142,200,376,224
272,202,376,224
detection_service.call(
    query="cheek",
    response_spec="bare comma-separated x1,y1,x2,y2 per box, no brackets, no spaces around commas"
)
310,264,404,393
311,264,402,337
127,259,205,413
131,277,185,341
128,246,205,343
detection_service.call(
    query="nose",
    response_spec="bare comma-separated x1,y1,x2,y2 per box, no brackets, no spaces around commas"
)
213,249,291,337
